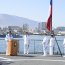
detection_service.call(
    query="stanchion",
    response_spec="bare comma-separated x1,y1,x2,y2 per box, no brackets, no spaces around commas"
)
55,36,62,56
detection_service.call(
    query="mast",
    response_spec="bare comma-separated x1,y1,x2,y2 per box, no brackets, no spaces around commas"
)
50,0,52,32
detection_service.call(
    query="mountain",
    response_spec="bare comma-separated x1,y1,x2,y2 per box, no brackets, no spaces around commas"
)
0,14,38,29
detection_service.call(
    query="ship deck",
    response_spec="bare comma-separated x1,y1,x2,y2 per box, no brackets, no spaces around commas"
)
0,54,65,65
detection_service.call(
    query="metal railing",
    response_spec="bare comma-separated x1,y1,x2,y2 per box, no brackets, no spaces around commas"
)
0,38,64,55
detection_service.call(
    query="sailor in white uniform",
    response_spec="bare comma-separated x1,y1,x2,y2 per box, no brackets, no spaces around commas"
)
63,38,65,57
42,34,49,56
5,31,13,55
49,34,55,55
5,31,13,41
24,34,29,54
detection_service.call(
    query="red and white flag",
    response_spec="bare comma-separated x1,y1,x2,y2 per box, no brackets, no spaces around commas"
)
46,0,52,31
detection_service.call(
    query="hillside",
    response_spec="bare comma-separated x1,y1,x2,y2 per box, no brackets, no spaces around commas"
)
0,14,38,29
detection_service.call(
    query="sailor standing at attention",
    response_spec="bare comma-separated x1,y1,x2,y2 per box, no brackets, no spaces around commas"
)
42,33,49,56
24,34,29,54
49,34,55,55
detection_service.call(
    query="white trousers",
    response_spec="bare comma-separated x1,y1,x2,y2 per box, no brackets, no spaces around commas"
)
49,46,53,55
24,44,29,54
63,47,65,55
6,42,8,55
43,45,48,56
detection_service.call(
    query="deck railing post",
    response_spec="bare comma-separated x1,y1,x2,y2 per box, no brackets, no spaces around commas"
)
34,40,35,54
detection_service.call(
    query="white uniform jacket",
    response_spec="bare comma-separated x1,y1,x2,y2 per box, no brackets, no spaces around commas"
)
5,34,13,41
23,35,29,45
49,37,55,47
42,36,49,47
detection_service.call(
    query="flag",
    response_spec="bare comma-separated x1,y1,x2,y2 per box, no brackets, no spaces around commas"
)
46,0,52,31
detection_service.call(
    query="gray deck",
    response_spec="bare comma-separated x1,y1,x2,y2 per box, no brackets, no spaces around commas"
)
0,54,65,65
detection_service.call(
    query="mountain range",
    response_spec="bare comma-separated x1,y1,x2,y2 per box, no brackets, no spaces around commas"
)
0,14,38,29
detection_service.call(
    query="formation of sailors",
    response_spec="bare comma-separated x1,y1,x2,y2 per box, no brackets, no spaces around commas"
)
5,31,65,57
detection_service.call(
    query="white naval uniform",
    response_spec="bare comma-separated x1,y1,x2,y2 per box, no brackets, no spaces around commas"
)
24,35,29,54
5,34,13,55
49,36,55,55
63,38,65,55
42,36,49,56
5,34,13,41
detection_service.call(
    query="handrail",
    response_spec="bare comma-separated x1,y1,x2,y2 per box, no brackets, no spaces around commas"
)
0,38,64,54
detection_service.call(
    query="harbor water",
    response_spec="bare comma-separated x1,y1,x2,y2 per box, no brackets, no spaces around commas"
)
0,35,65,54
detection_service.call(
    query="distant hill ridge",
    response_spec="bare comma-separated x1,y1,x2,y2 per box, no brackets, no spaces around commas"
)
0,14,38,28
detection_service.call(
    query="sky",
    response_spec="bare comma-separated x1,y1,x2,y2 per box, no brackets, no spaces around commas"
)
0,0,65,28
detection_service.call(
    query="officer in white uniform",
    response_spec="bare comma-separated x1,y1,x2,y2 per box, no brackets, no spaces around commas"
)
24,34,29,54
5,31,13,41
63,38,65,57
49,34,55,55
42,34,49,56
5,31,13,55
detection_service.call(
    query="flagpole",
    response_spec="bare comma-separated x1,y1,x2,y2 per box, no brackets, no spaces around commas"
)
51,0,62,56
51,0,52,32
